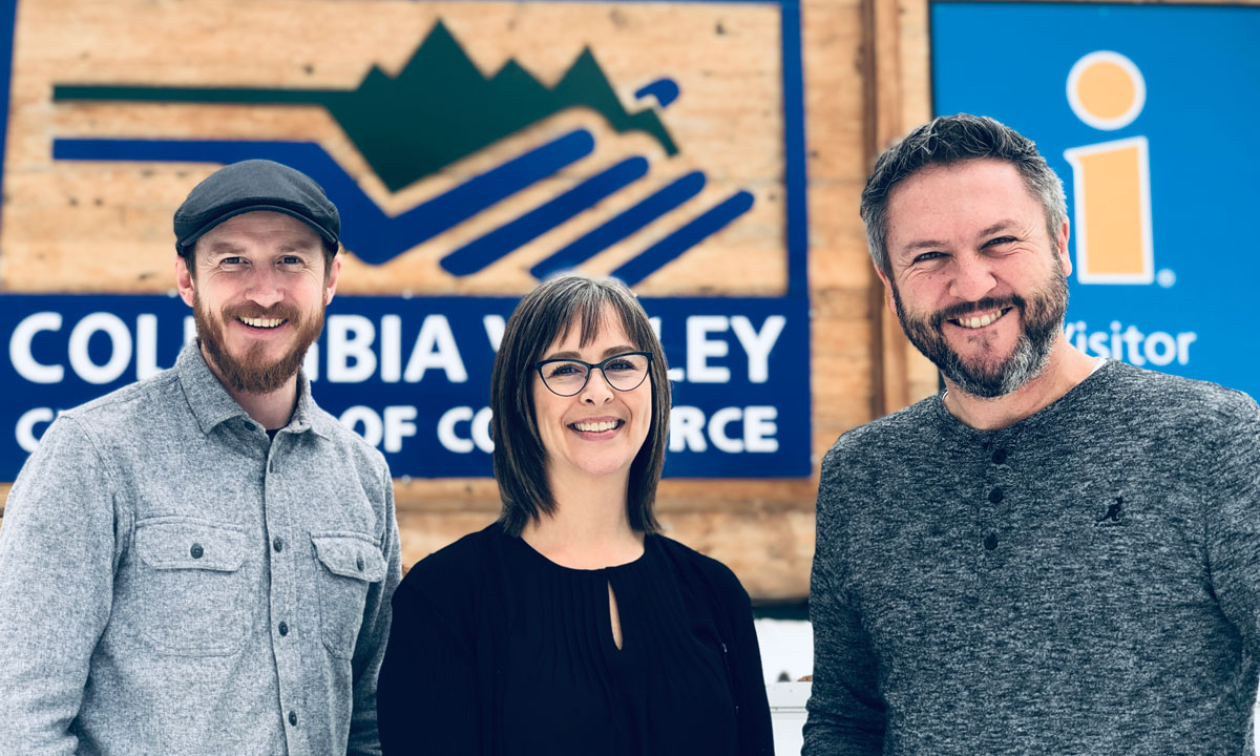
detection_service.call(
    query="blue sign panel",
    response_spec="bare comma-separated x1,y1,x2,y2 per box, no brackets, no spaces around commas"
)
932,2,1260,398
0,294,811,480
0,0,812,479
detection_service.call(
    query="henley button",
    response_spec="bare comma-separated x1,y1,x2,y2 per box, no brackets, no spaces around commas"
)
988,488,1004,504
984,533,998,551
288,711,298,726
279,621,289,637
190,543,204,559
273,537,284,553
992,448,1008,465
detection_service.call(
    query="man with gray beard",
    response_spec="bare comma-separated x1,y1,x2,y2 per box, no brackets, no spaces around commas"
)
0,160,400,755
803,115,1260,754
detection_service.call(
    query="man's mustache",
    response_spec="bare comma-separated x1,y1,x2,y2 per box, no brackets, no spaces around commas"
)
222,303,302,322
930,296,1025,329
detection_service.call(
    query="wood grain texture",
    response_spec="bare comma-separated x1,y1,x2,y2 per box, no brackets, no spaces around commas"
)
3,0,786,295
0,0,951,599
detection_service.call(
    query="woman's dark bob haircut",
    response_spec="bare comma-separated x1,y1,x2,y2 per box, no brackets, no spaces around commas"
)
491,273,670,536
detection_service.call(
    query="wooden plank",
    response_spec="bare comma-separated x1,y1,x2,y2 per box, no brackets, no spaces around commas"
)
855,0,941,416
863,0,908,418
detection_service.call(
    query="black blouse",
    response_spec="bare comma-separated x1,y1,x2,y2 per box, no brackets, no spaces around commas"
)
378,523,773,756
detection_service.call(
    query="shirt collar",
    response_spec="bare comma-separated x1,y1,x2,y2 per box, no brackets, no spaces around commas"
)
930,358,1120,443
289,369,333,439
177,341,330,439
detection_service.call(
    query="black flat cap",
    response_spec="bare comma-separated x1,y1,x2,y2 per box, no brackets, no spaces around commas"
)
173,159,340,253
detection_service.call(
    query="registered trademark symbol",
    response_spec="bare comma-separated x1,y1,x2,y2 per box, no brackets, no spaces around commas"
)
1156,269,1176,288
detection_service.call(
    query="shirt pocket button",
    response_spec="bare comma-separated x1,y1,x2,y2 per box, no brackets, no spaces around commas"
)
132,519,251,655
310,533,387,658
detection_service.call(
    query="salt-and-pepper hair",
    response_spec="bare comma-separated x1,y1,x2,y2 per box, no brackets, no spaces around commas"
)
860,114,1068,275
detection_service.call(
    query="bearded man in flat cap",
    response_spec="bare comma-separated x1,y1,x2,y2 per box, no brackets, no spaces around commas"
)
0,160,400,756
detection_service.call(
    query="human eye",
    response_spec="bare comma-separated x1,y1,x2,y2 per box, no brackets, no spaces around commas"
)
605,355,643,373
546,361,585,378
911,251,947,265
218,256,248,270
983,235,1019,251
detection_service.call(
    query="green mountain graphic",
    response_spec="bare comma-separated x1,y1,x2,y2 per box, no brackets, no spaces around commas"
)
54,21,679,192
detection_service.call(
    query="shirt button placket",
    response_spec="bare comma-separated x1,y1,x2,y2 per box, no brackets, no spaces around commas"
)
980,441,1009,562
265,435,298,751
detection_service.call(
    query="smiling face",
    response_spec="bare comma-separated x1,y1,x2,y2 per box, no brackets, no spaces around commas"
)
531,305,653,492
176,210,340,395
880,159,1071,398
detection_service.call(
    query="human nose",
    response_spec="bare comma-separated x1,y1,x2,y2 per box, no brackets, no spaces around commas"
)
579,366,616,404
948,254,998,302
244,264,284,308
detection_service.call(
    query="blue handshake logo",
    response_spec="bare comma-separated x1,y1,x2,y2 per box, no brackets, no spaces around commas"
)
51,21,755,285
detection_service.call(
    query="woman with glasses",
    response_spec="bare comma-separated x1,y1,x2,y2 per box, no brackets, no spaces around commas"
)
377,273,773,756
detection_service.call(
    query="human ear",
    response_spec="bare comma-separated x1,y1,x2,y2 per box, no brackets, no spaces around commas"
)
175,254,196,307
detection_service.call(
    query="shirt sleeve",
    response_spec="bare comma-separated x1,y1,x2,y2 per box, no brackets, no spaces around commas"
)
377,574,480,756
1203,394,1260,660
721,568,774,756
348,461,404,756
0,416,125,755
802,450,886,756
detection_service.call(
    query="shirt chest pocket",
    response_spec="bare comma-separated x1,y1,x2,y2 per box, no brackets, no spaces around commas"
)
132,518,252,655
311,532,387,658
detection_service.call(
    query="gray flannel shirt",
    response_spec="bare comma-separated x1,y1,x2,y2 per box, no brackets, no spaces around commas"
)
0,342,401,756
804,361,1260,754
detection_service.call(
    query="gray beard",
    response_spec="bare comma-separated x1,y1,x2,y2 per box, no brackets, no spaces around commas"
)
931,327,1050,398
892,274,1068,399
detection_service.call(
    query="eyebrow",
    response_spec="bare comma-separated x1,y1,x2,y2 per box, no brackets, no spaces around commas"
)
977,220,1017,238
204,241,247,256
203,242,317,258
545,345,638,360
900,238,949,254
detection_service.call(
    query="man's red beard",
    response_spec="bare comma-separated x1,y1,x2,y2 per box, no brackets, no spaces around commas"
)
194,295,325,395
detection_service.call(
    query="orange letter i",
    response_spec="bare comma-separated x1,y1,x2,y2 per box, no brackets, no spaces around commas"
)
1063,51,1155,285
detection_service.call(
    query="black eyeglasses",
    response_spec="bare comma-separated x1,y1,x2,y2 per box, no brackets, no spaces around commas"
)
533,352,654,397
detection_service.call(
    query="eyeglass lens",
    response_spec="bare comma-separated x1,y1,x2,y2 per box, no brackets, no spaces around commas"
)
540,354,650,396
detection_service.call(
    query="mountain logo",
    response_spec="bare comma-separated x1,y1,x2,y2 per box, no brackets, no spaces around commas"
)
50,20,755,284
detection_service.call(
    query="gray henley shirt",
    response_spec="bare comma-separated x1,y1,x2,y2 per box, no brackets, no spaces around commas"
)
0,342,401,756
804,360,1260,754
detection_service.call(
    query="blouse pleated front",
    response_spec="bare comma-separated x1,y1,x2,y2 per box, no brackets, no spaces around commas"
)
499,535,737,756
